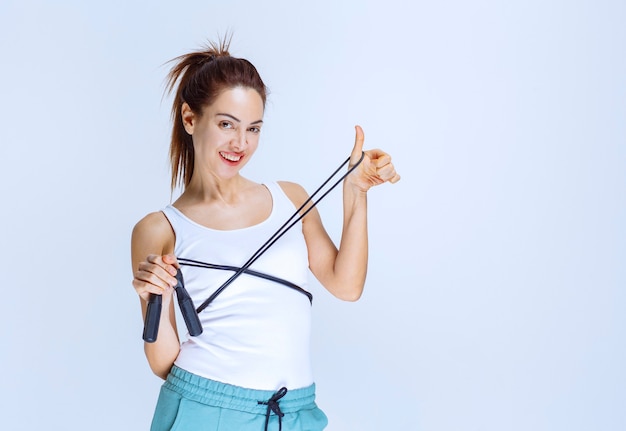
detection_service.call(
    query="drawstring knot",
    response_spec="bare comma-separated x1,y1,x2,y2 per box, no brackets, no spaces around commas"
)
258,387,288,431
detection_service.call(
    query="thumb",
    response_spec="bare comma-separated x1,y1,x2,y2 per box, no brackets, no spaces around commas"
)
350,125,365,165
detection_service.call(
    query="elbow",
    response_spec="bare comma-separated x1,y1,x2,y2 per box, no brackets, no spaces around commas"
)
337,274,366,301
153,368,170,381
148,360,173,381
341,292,362,302
144,344,179,381
326,274,366,301
334,284,364,302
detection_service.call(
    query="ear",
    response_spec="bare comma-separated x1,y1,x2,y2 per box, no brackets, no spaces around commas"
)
181,103,195,135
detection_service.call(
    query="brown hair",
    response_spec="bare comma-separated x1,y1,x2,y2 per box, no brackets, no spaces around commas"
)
165,38,268,190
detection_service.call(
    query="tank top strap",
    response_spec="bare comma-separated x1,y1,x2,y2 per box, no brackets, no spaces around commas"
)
264,181,297,220
160,204,188,240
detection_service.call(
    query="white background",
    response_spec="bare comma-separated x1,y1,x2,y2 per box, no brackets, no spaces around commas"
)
0,1,624,430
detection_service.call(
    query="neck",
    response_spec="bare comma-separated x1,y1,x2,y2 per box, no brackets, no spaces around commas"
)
183,172,252,206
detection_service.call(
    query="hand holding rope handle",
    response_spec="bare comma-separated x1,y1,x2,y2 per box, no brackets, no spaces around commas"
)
142,269,203,342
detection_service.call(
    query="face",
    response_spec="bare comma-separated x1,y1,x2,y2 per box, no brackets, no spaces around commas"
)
182,86,264,180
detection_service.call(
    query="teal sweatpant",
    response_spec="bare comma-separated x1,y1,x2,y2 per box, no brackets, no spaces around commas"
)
150,366,328,431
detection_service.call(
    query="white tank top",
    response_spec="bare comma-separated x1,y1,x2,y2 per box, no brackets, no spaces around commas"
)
162,182,313,390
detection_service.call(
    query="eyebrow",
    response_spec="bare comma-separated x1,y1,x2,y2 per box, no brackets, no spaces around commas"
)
216,113,264,125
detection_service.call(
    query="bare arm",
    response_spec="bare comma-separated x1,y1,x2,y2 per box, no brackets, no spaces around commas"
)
131,212,181,379
282,126,400,301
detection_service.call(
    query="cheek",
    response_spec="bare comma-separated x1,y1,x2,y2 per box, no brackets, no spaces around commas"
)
193,127,221,148
248,135,261,151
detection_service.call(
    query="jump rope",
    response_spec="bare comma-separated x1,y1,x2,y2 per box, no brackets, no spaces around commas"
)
142,151,365,342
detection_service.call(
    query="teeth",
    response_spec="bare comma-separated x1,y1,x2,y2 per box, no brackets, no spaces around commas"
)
220,152,241,162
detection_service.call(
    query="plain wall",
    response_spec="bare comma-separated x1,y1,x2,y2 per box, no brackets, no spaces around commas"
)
0,0,624,430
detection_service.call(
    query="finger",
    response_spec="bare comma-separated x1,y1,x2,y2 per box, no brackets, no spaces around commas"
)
132,278,171,296
147,254,178,276
135,268,176,291
369,151,400,183
363,148,390,165
373,153,392,168
375,164,398,182
137,261,178,287
350,125,365,165
133,275,169,296
162,254,180,272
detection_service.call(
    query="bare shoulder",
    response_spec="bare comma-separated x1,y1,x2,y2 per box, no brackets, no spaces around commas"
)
277,181,309,208
132,211,172,239
131,211,175,254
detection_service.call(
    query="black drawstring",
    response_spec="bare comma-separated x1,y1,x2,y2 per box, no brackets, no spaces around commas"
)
258,387,288,431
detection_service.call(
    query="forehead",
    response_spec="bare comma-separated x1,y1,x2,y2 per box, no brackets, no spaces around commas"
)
207,87,264,119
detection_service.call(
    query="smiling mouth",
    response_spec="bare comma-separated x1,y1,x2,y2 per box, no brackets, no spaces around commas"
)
220,152,242,162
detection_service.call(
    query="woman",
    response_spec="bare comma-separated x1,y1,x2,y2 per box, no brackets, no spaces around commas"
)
131,39,400,431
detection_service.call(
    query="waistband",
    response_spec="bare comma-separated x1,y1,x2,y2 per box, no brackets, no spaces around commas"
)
163,365,317,415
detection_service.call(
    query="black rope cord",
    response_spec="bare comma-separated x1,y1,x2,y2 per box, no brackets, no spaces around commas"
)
258,387,288,431
195,151,365,313
177,257,313,304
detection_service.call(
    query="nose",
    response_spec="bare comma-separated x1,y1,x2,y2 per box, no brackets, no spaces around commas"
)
231,130,247,151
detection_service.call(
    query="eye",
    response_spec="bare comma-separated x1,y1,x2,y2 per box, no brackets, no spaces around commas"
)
249,126,261,134
220,121,233,129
